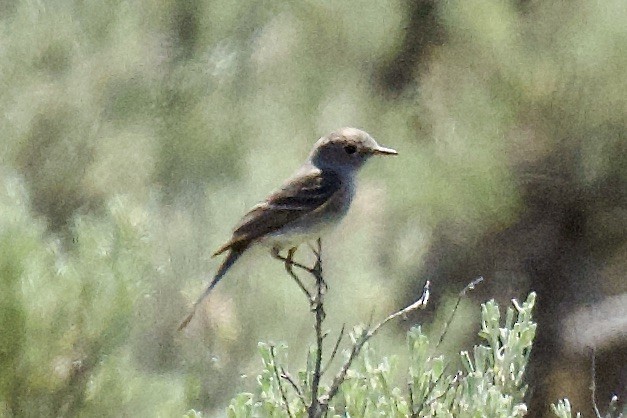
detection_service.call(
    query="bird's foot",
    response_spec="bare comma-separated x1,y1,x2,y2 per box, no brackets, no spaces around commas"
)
272,246,312,273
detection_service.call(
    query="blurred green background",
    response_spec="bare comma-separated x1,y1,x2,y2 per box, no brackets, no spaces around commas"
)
0,0,625,416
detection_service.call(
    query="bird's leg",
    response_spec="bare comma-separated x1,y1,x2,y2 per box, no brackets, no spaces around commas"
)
284,247,298,277
271,246,312,300
271,246,313,273
286,246,296,263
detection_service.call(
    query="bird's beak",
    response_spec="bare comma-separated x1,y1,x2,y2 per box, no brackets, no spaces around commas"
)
371,145,398,156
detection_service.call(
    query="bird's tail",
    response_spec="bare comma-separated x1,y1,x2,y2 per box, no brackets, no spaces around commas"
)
178,247,245,331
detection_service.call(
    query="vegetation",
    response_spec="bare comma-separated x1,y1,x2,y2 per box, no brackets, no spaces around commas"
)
223,292,538,418
0,0,624,416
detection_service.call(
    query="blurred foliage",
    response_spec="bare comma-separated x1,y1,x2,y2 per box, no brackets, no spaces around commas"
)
0,177,186,415
0,0,625,416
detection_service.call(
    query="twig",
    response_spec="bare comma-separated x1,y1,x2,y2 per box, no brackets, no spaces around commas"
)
270,345,294,418
276,242,431,417
368,280,430,336
590,347,602,418
367,308,376,328
307,241,321,258
272,248,312,300
280,367,307,407
317,280,431,415
287,262,313,301
308,238,325,418
435,276,484,349
322,324,345,376
272,239,327,417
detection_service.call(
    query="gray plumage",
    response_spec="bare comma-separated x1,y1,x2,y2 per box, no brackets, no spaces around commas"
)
179,127,396,330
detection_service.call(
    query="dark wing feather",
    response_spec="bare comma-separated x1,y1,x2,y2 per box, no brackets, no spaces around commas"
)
213,170,341,255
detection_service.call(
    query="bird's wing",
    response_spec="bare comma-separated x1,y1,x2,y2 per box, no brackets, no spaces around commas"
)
213,169,342,255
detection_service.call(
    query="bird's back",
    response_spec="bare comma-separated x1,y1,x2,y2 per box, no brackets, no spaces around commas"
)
213,167,352,255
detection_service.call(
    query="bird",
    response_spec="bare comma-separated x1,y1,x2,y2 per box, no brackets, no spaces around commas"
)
178,127,397,330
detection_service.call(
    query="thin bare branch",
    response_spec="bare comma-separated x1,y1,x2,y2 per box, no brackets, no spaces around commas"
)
317,280,431,415
278,241,431,417
272,248,312,300
367,308,376,329
272,239,327,417
287,263,313,301
369,280,430,335
435,276,484,349
280,367,307,407
270,345,294,418
322,324,345,376
307,241,321,258
308,238,325,418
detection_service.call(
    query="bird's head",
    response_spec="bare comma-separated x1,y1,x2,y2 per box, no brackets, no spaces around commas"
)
309,127,397,172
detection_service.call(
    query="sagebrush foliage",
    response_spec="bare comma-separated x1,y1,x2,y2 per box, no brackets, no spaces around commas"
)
0,177,187,416
224,293,539,417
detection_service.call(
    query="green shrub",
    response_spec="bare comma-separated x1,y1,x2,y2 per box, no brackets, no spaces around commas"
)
0,175,187,416
222,293,537,417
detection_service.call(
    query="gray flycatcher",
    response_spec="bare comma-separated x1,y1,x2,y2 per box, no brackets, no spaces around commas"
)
179,127,397,330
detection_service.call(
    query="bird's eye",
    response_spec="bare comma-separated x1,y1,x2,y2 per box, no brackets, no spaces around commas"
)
344,145,357,155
